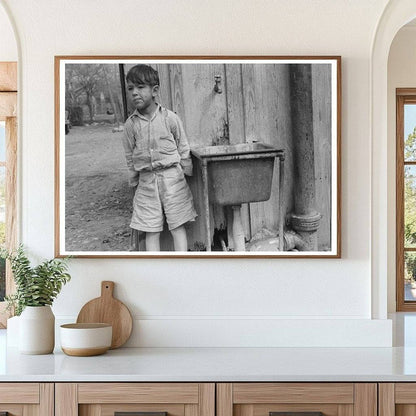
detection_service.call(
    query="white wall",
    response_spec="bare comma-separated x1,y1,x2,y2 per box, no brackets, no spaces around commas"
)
387,25,416,312
0,0,393,347
0,3,17,61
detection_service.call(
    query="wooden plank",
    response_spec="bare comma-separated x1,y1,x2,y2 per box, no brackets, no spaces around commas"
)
395,383,416,403
312,64,332,250
0,405,23,416
5,117,17,291
233,383,354,404
39,383,54,416
0,62,17,92
397,95,406,311
55,383,78,416
180,63,228,147
80,404,101,416
0,92,17,120
78,383,199,404
397,405,416,416
225,64,245,145
156,64,172,110
224,64,250,241
199,383,215,416
353,384,377,416
23,404,39,416
169,64,187,131
239,404,253,416
0,383,39,403
0,116,17,327
217,383,233,416
397,88,416,96
337,404,353,416
241,64,291,240
185,404,198,416
379,384,395,416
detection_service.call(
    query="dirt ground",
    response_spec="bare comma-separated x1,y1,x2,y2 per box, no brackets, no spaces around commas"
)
65,123,135,251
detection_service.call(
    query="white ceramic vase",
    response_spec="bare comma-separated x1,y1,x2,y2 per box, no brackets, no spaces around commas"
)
19,305,55,354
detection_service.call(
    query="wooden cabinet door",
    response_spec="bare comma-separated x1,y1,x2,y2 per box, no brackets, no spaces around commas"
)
0,383,53,416
56,383,215,416
217,383,377,416
379,383,416,416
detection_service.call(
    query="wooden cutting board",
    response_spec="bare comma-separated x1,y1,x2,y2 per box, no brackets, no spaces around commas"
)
76,281,133,349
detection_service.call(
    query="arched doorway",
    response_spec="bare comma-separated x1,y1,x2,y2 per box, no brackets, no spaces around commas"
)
0,0,18,327
371,0,416,319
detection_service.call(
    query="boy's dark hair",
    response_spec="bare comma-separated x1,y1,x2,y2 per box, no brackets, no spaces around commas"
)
126,64,159,87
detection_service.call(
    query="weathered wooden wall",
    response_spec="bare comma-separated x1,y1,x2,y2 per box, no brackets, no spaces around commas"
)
126,63,332,251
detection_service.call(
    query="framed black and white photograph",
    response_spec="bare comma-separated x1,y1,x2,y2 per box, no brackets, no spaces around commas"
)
55,56,341,258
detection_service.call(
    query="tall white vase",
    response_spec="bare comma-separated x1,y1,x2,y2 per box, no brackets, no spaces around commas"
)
19,306,55,354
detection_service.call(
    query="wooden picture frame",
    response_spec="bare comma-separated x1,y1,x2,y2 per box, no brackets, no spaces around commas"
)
55,56,341,258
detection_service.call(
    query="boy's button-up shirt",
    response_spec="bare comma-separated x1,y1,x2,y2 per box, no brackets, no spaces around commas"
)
122,105,192,186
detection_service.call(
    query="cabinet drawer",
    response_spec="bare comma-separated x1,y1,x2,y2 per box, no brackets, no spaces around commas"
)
217,383,376,416
56,383,215,416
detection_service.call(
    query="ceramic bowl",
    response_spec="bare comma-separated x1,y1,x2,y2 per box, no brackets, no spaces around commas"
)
60,323,112,356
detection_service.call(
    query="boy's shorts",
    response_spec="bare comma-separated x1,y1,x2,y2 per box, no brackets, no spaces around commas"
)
130,165,197,232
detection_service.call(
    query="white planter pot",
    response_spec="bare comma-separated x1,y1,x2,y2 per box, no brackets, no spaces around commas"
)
6,315,20,347
19,306,55,354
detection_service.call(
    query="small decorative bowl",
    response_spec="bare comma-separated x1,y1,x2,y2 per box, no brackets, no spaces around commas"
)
60,323,112,356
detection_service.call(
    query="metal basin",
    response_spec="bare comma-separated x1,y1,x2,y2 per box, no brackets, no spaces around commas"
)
192,143,283,205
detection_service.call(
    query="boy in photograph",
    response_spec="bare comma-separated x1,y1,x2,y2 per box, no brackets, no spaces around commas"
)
122,64,197,251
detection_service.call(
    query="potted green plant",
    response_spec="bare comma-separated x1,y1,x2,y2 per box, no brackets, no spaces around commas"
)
1,245,71,354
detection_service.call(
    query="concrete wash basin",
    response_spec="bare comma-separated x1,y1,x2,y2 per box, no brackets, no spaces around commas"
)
192,142,285,251
191,142,283,205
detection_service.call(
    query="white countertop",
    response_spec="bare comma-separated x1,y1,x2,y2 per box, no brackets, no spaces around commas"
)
2,328,416,382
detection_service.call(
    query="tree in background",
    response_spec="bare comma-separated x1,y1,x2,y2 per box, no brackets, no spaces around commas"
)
65,64,124,125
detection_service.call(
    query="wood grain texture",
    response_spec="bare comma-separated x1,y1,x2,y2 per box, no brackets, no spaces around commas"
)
217,384,233,416
78,383,199,404
39,383,54,416
397,405,416,416
99,403,185,416
379,384,395,416
395,383,416,403
55,383,78,416
199,384,215,416
5,117,17,290
252,403,339,416
185,403,198,416
0,116,17,328
80,404,101,416
23,404,39,416
397,94,406,311
0,92,16,120
76,281,133,348
224,64,244,145
312,64,332,250
233,383,354,404
0,62,17,91
337,404,353,416
0,405,23,416
0,383,39,403
353,384,377,416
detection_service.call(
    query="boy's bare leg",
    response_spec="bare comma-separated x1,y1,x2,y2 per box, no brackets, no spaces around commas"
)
146,232,161,251
171,225,187,251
